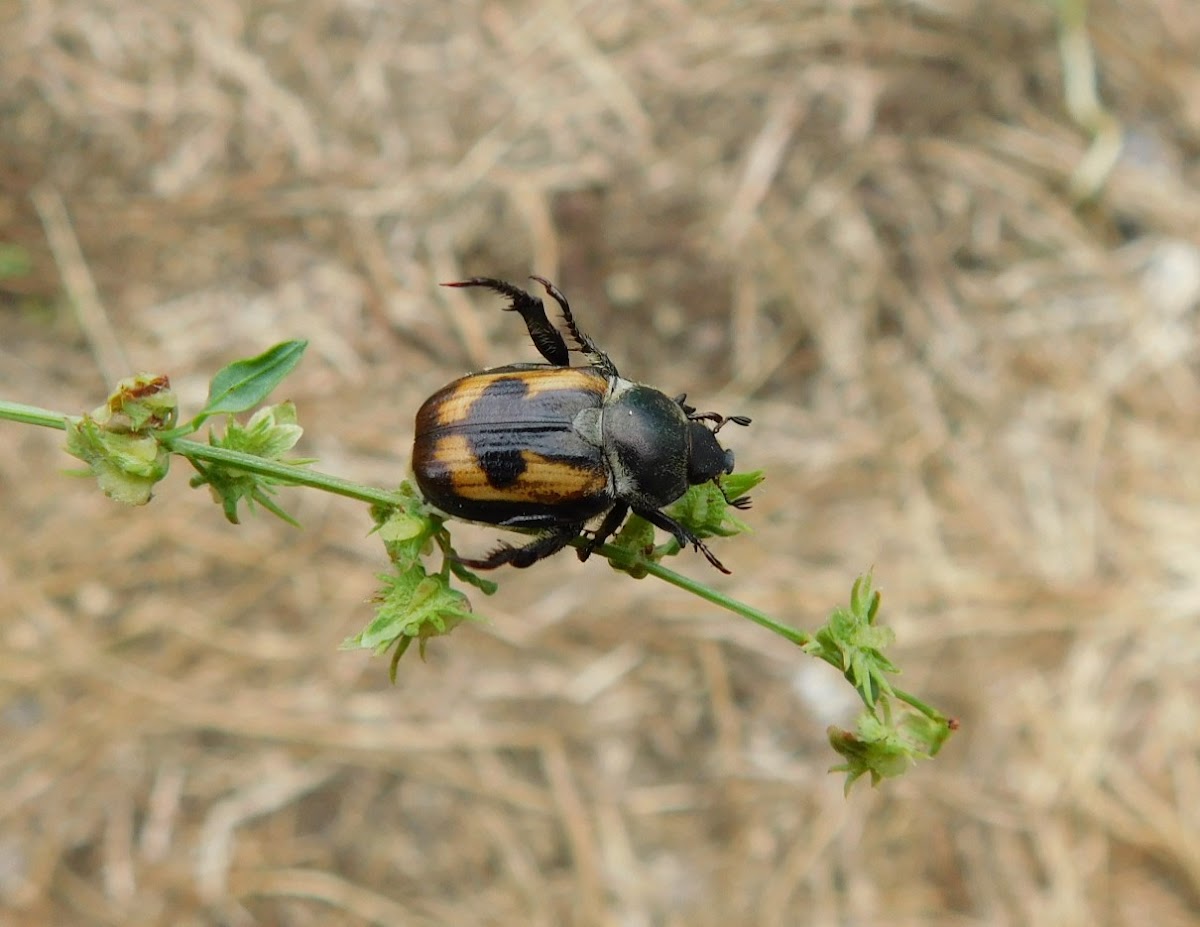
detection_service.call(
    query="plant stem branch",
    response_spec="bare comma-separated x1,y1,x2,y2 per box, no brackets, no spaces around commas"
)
595,543,812,647
167,438,399,506
590,540,945,723
0,399,399,508
1,398,947,725
0,400,71,430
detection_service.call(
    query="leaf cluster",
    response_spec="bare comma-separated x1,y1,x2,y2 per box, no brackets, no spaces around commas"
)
805,574,953,791
62,341,311,519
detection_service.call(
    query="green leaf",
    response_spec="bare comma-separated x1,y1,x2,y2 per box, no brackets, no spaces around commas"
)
804,572,897,707
344,567,478,673
198,340,308,420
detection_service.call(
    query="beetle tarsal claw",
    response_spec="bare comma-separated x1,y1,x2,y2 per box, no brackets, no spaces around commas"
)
693,538,731,575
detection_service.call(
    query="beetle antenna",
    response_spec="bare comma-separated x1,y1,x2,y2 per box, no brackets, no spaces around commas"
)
530,275,617,376
716,414,752,432
688,411,753,432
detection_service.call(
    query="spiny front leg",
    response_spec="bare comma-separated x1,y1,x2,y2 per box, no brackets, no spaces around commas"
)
632,505,731,575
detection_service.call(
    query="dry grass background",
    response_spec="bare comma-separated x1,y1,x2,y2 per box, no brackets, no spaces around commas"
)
1,1,1199,925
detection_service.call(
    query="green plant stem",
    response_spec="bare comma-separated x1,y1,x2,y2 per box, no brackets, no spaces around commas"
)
0,400,69,430
592,540,946,723
1,398,946,724
887,687,944,722
0,399,398,508
166,438,397,506
607,543,813,647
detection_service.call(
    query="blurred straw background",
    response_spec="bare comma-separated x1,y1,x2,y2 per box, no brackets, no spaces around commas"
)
2,1,1199,924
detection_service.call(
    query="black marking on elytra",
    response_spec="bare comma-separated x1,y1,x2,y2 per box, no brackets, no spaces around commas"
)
462,375,604,489
460,375,531,429
478,447,526,488
459,374,603,463
478,375,530,403
415,370,613,519
465,377,532,488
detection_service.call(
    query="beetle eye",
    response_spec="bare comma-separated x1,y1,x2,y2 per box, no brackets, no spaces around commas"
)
723,449,735,474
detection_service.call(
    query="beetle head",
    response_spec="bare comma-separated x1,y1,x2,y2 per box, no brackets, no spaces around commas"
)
686,417,745,485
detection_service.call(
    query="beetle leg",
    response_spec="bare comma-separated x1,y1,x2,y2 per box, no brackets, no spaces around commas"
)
577,502,629,562
717,480,753,510
442,277,570,366
456,523,584,570
529,276,618,377
632,506,731,575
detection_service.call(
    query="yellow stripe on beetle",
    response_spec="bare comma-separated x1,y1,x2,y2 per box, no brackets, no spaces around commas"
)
431,368,606,428
431,435,607,502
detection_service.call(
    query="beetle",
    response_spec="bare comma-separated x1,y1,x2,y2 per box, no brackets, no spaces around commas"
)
412,276,751,573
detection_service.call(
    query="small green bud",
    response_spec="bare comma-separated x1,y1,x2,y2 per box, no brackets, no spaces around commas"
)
607,515,657,577
64,375,177,505
216,402,303,458
65,416,170,505
828,716,914,794
372,481,444,568
193,402,313,524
